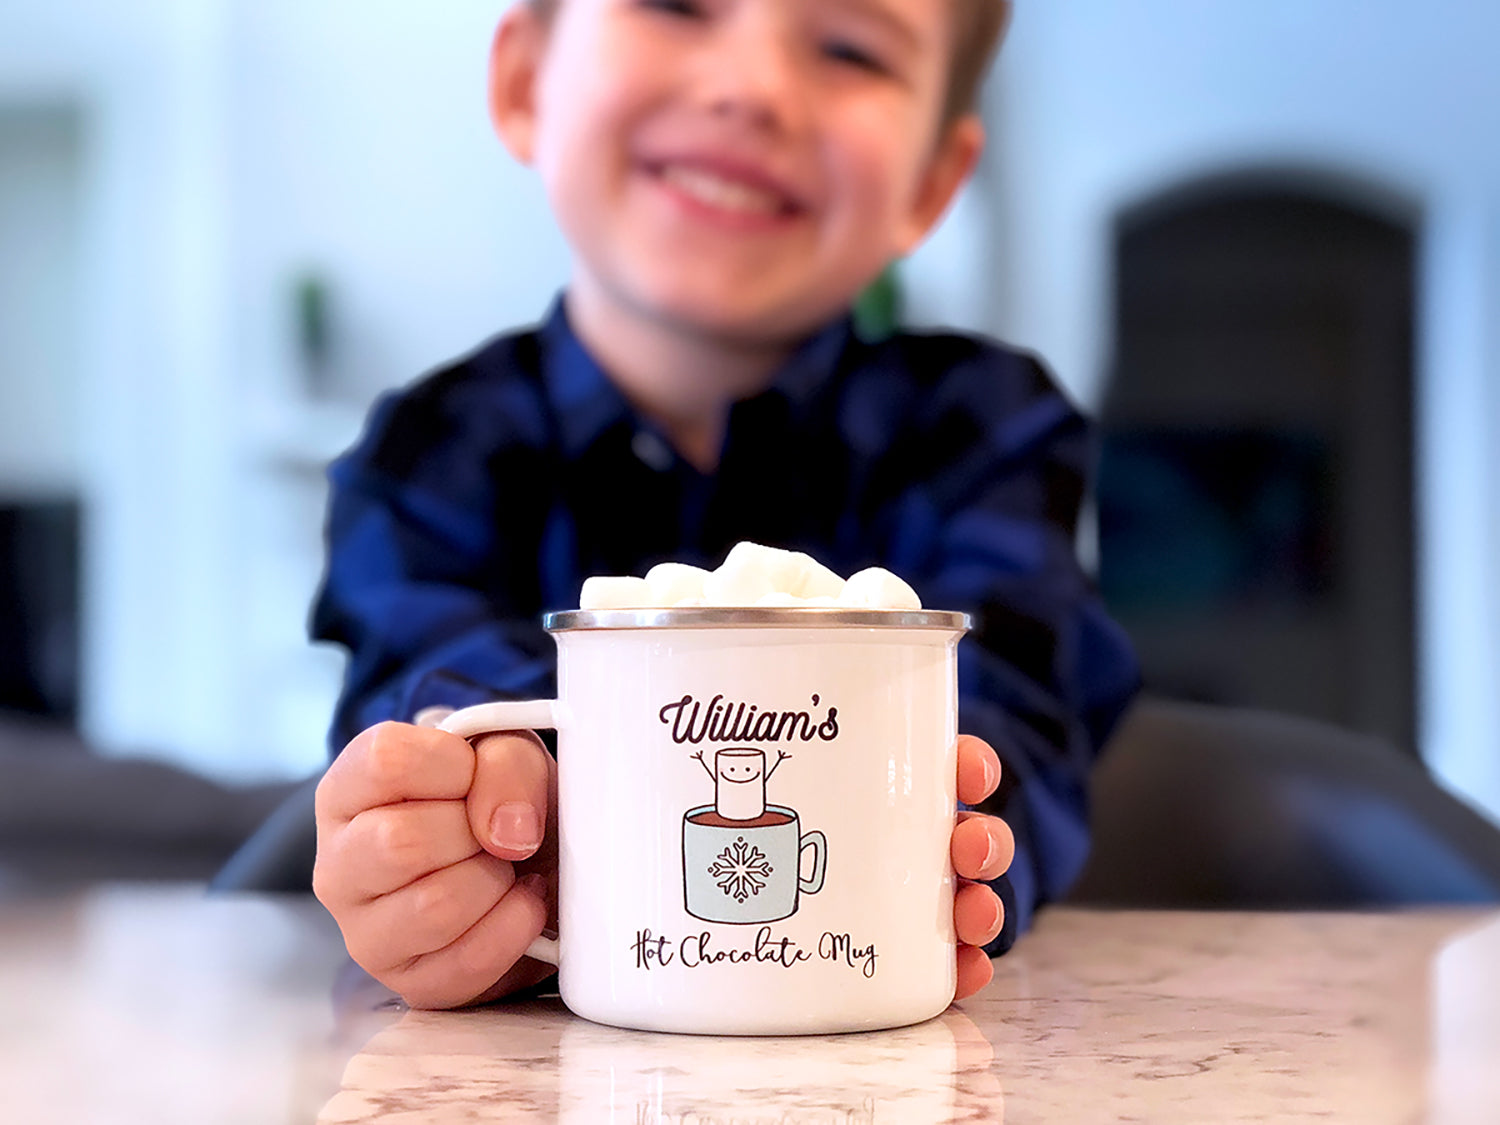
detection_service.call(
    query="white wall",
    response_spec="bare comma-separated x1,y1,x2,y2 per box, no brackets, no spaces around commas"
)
1,0,241,771
983,0,1500,821
0,0,568,781
226,0,569,407
0,107,82,498
223,2,570,777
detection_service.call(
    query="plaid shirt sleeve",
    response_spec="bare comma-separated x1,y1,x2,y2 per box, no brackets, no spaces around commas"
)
310,340,560,753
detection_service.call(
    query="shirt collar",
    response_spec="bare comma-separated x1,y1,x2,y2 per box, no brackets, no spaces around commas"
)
765,313,855,413
538,296,633,460
538,294,855,460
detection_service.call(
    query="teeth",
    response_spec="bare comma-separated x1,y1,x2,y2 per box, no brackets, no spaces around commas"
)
660,165,785,215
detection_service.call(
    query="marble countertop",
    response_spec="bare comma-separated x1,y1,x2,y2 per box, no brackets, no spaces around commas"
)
3,887,1497,1123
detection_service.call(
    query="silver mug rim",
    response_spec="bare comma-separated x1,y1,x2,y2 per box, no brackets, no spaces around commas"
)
543,607,971,632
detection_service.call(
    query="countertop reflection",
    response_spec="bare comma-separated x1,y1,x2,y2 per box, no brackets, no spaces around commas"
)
3,888,1497,1123
321,908,1500,1124
322,1002,999,1122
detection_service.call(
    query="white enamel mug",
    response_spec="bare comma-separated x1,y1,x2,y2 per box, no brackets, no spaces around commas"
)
439,607,969,1035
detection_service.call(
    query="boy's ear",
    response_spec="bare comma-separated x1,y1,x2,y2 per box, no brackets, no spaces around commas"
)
895,114,985,256
488,6,548,165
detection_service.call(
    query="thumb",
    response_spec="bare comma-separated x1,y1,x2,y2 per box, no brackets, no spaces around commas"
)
466,729,556,861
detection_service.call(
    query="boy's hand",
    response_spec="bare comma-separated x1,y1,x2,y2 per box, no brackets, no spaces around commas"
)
313,721,558,1009
314,724,1010,1008
952,734,1015,999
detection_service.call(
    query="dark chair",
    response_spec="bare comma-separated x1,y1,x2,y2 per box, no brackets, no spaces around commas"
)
0,714,300,890
209,773,320,893
1067,696,1500,907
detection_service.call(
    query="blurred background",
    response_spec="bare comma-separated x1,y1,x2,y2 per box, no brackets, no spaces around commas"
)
1,0,1496,891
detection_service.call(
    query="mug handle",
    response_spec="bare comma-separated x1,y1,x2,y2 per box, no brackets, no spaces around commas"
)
436,699,563,968
799,830,828,895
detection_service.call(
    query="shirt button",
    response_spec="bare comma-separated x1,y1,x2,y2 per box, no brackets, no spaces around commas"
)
632,430,674,471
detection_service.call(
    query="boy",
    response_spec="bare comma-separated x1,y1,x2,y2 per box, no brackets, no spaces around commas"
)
312,0,1138,1010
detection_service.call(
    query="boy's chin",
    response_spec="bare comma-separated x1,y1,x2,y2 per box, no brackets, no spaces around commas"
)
569,266,876,349
641,289,862,347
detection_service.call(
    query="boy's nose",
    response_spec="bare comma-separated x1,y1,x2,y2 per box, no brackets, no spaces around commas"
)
696,11,807,135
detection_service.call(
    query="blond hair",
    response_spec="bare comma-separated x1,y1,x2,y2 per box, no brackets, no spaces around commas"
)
944,0,1010,125
526,0,1009,128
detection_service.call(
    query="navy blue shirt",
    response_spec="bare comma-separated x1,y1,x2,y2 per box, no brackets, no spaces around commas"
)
311,299,1139,951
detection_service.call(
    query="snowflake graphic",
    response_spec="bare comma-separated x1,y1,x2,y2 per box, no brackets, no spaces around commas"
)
707,836,774,903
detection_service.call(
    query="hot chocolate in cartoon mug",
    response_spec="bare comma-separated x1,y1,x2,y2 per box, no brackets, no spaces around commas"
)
439,606,969,1035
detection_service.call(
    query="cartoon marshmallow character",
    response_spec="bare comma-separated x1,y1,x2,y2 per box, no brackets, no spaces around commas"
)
693,747,790,821
714,749,767,820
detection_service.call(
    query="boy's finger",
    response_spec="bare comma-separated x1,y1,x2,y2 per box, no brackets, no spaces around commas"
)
956,734,1002,806
466,730,557,861
341,851,517,974
954,943,995,1000
952,811,1015,881
328,800,483,903
317,722,476,825
953,880,1005,948
386,873,552,1010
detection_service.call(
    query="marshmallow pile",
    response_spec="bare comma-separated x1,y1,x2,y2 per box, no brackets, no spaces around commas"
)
579,541,922,611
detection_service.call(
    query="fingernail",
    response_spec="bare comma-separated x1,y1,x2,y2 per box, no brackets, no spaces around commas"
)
490,802,542,855
987,894,1004,937
980,752,999,795
981,829,1000,874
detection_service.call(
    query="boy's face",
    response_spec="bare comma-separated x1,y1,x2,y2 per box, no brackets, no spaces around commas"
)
491,0,982,346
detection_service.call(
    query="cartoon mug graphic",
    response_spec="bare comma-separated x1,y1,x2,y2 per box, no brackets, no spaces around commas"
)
682,748,828,925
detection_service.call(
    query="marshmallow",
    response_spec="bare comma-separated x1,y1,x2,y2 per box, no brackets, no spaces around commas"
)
645,562,710,606
755,592,802,607
714,542,847,602
837,567,922,610
721,541,802,586
702,543,781,605
788,553,845,600
702,565,776,606
580,575,654,610
579,542,923,611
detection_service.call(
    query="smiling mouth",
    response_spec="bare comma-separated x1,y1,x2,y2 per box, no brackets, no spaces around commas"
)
654,163,800,219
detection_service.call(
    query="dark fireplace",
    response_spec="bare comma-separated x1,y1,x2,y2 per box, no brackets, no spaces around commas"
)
0,498,80,722
1097,171,1417,751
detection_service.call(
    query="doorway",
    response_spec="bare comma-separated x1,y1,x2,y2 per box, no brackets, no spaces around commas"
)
1097,171,1417,750
0,104,84,722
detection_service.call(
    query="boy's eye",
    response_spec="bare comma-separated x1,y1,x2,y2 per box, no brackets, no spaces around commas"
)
821,38,889,75
639,0,704,16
